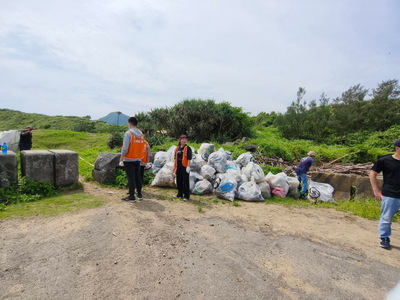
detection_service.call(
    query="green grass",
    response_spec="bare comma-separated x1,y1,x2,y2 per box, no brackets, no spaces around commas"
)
265,196,399,222
0,192,104,219
32,129,111,180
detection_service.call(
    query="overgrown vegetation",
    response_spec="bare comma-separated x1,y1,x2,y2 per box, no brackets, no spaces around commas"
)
263,79,400,146
0,178,58,210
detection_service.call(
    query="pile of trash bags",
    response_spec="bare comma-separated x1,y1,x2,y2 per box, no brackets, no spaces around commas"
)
151,143,315,202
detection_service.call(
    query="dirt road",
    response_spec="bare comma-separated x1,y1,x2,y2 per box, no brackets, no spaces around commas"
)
1,183,399,300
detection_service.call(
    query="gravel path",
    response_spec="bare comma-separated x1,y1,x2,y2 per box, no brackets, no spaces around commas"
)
1,183,399,300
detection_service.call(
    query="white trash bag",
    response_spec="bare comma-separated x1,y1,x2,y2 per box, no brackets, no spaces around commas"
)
208,151,227,174
151,162,176,187
190,155,207,172
200,165,216,182
192,179,213,195
0,130,20,152
152,151,167,173
286,177,300,197
237,180,264,201
308,181,335,202
165,145,177,163
189,171,203,191
215,175,237,202
258,181,271,199
235,152,254,168
197,143,215,161
266,172,289,198
242,162,265,183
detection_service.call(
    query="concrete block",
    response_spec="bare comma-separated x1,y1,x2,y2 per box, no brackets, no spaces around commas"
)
0,151,18,188
311,172,354,200
353,176,383,198
21,150,54,184
49,150,79,187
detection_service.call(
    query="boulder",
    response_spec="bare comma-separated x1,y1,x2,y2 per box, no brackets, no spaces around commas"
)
92,153,121,184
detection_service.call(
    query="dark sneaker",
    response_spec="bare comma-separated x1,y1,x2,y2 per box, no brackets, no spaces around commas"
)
137,194,143,200
175,194,183,198
121,196,136,202
380,237,391,249
299,194,307,200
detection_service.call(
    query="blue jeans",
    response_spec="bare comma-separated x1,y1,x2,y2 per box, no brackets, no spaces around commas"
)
379,196,400,238
297,173,308,195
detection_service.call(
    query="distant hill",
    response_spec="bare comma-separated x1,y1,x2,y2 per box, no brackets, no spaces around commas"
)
0,109,123,133
98,112,130,125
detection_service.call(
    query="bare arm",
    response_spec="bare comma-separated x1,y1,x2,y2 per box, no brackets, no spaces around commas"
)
369,170,383,201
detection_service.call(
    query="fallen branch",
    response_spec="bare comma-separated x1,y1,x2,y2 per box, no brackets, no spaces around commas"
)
326,151,360,166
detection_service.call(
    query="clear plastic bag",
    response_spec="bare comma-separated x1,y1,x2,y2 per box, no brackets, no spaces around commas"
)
308,181,335,202
208,151,227,174
200,165,216,182
237,180,264,201
152,151,167,173
235,152,254,168
258,181,271,199
242,162,265,183
193,179,213,195
151,162,176,187
286,177,300,197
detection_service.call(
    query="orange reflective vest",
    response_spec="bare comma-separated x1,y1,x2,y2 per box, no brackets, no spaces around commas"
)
124,132,146,160
141,140,149,164
174,145,189,168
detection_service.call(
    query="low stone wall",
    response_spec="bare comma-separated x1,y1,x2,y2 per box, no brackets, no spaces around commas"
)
311,172,383,200
20,150,79,187
0,151,18,188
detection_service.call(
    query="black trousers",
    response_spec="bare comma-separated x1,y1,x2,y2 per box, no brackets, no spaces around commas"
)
176,163,190,199
124,161,142,197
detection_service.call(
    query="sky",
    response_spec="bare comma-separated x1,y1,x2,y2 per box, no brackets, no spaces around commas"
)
0,0,399,120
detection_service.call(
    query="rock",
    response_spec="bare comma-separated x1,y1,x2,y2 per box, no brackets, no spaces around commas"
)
92,153,121,184
0,150,18,188
94,153,121,170
241,144,259,152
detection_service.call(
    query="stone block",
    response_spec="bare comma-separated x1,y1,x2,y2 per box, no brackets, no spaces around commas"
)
21,150,54,184
94,153,121,170
49,150,79,187
92,169,116,185
0,151,18,188
311,172,354,200
353,176,383,198
92,153,121,184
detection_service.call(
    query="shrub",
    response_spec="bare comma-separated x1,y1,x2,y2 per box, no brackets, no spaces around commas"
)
107,132,123,149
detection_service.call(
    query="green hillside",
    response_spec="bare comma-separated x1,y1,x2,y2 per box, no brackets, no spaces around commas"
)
0,109,124,133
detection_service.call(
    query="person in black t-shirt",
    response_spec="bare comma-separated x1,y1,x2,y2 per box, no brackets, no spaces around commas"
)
173,135,192,201
19,127,33,150
370,139,400,249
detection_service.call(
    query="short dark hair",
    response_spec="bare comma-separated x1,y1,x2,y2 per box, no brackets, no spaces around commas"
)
128,117,138,126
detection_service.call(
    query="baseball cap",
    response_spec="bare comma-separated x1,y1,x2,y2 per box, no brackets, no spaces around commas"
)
308,151,316,157
394,139,400,148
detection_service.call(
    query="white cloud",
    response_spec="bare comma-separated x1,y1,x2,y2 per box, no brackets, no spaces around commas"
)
0,0,399,119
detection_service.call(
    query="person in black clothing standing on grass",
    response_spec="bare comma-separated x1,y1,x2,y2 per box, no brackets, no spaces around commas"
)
19,127,33,150
119,117,145,202
370,139,400,249
174,135,192,201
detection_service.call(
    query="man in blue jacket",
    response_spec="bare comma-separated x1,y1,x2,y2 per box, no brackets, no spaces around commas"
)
295,151,316,199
